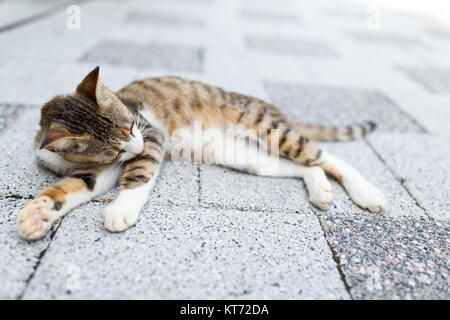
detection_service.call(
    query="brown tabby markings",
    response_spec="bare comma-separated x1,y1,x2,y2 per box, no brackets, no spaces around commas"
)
25,68,378,238
118,77,323,167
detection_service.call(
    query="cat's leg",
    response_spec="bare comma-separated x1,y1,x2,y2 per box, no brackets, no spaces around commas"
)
260,125,386,212
18,166,120,240
202,131,333,210
318,152,386,212
103,131,164,232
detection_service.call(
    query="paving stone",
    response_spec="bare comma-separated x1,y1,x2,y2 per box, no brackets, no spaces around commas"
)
397,66,450,94
151,160,199,207
1,0,449,301
240,9,301,24
320,6,365,20
349,32,424,47
199,164,314,213
81,40,203,73
318,139,424,219
0,0,70,30
321,214,450,299
246,35,338,57
0,108,199,207
0,104,20,133
0,61,139,105
264,82,424,134
0,107,59,199
367,133,450,220
0,198,53,299
427,28,450,41
126,11,203,27
23,204,348,299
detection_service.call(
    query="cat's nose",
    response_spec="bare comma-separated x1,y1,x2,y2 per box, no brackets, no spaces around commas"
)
127,133,144,155
128,140,143,155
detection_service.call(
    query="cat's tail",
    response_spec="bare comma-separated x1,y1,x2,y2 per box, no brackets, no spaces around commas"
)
289,120,377,142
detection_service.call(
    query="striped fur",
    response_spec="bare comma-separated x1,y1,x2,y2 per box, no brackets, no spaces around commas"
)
18,67,385,240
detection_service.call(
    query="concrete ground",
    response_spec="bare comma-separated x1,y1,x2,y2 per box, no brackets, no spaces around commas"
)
0,0,449,299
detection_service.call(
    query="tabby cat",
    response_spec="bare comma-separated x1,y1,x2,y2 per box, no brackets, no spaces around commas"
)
18,67,386,240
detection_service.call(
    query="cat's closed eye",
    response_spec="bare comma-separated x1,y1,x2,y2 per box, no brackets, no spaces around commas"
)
130,121,135,137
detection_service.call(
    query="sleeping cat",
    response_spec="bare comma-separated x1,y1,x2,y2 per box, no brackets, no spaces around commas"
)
17,67,386,240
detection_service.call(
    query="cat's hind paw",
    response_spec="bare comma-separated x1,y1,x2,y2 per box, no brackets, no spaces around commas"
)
18,196,55,240
346,179,387,213
103,203,139,232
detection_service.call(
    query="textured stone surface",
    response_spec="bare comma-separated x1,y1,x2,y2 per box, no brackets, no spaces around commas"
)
349,32,423,47
126,11,204,27
264,82,424,134
0,107,59,198
322,214,450,299
427,28,450,41
81,40,203,72
0,198,53,299
367,133,450,220
199,164,314,213
316,139,425,219
0,104,20,133
240,9,300,24
24,204,348,299
1,0,449,300
397,67,450,94
246,36,338,57
0,60,139,105
0,0,70,30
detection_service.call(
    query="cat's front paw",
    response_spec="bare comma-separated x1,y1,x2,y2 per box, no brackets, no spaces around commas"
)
103,203,139,232
304,167,334,210
18,196,56,240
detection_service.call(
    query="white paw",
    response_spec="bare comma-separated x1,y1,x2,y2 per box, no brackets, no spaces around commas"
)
103,203,139,232
304,167,334,210
345,178,387,213
18,196,56,240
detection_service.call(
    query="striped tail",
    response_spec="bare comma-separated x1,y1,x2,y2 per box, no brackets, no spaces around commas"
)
290,120,377,142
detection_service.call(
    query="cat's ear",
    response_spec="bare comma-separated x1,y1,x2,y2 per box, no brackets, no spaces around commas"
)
76,66,100,102
40,126,82,153
76,66,123,112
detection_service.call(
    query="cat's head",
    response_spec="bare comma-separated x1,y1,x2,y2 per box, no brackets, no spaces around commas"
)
38,67,144,164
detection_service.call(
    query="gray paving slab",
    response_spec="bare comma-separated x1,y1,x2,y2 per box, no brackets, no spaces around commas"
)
0,0,71,30
0,61,139,105
0,198,53,299
397,66,450,94
81,40,203,73
0,104,20,133
126,11,204,27
246,35,338,57
240,9,301,24
23,204,349,299
151,160,199,207
264,82,425,134
316,139,425,219
0,107,59,199
427,28,450,41
199,164,314,213
0,0,449,301
349,32,424,47
320,6,366,20
321,214,450,299
367,133,450,220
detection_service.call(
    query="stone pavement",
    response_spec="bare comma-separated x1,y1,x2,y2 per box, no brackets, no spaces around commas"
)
0,0,449,300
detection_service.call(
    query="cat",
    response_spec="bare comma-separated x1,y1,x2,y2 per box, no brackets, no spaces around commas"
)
17,67,386,240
